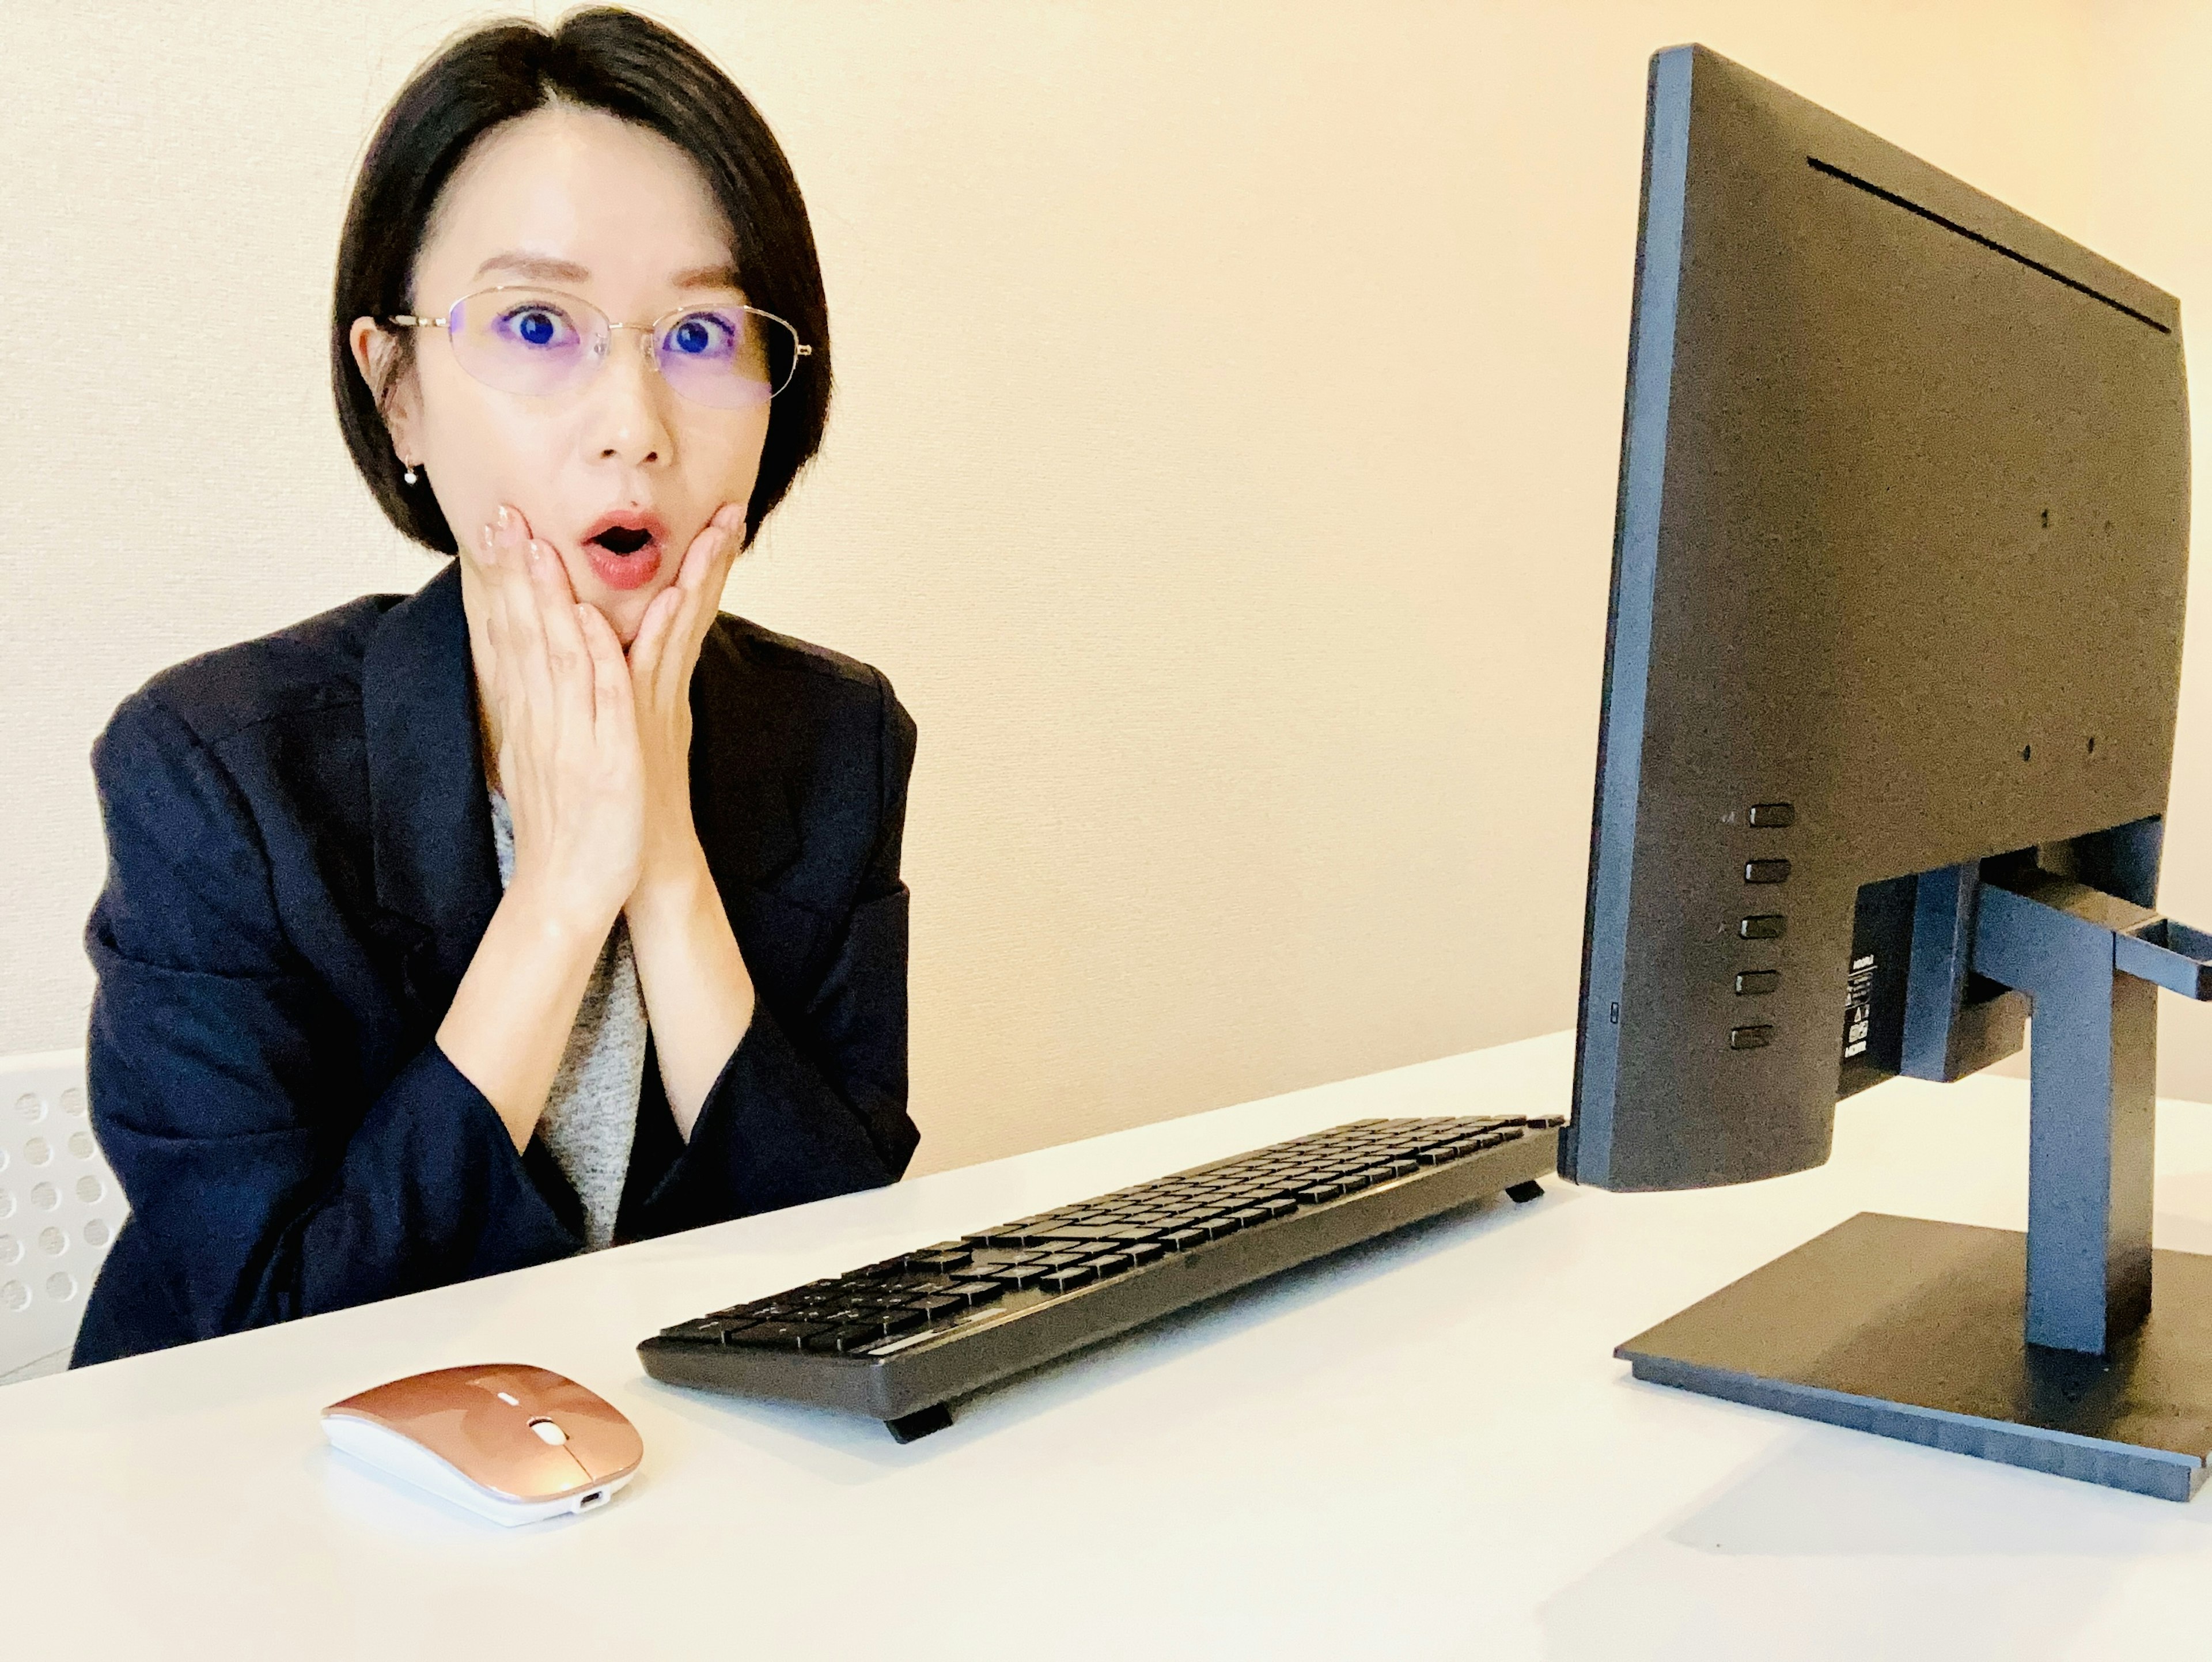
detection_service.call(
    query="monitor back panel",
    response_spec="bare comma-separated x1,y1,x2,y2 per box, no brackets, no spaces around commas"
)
1567,46,2190,1191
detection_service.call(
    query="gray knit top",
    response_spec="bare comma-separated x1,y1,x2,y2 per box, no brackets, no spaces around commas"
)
486,788,647,1251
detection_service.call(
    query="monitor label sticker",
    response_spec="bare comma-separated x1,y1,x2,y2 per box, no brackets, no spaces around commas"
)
1843,955,1876,1058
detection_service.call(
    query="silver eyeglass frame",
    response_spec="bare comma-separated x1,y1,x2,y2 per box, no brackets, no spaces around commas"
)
385,283,814,402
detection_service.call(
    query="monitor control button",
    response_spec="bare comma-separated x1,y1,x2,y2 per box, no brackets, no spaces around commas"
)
1748,802,1796,828
1739,915,1787,940
1744,859,1791,884
1729,1025,1775,1050
1735,970,1779,995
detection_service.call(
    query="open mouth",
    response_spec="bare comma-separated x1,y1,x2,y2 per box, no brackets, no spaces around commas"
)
591,526,653,556
578,512,668,591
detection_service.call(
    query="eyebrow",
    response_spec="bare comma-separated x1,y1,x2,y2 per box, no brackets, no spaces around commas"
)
469,252,743,290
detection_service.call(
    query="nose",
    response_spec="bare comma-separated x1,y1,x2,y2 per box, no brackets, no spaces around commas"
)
588,324,675,472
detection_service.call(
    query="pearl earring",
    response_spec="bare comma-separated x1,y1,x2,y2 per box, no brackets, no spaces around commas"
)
402,463,419,486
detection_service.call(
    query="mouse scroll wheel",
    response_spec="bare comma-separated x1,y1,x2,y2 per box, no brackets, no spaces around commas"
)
527,1417,569,1447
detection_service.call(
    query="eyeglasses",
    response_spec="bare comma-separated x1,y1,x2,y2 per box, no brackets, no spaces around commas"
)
387,285,812,409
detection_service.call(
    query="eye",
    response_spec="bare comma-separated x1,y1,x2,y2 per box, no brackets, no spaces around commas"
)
664,309,739,360
495,304,579,350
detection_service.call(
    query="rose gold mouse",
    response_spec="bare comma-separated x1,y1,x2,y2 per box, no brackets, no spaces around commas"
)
321,1363,643,1526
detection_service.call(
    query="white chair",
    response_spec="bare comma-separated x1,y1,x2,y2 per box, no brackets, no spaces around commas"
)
0,1050,127,1384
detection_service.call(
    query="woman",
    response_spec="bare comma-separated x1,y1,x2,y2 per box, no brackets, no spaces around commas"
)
72,7,918,1365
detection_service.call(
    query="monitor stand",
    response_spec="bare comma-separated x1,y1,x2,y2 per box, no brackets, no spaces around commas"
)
1616,872,2212,1500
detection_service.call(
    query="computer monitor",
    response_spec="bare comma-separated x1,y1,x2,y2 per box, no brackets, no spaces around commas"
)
1566,45,2212,1500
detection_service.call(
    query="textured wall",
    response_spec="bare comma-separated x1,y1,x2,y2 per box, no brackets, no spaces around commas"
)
2,2,2137,1179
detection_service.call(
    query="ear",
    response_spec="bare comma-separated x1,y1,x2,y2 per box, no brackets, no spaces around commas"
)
349,316,423,466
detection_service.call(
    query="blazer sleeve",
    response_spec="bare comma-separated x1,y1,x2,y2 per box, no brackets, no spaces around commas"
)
75,690,577,1362
646,667,921,1222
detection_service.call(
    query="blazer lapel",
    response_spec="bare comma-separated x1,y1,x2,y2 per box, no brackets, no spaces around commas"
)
689,618,803,892
360,562,500,1010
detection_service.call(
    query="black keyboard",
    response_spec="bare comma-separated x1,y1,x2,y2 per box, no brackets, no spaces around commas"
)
638,1113,1563,1440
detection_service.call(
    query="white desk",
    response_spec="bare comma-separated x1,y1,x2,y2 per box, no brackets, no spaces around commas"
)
9,1031,2212,1659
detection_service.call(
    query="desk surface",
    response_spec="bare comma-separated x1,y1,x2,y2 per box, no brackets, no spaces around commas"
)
10,1032,2212,1659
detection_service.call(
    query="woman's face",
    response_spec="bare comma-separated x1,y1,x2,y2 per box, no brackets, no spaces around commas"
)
350,103,771,645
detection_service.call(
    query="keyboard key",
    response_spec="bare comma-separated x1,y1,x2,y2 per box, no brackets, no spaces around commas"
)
1258,1198,1299,1220
989,1264,1050,1288
804,1324,887,1353
662,1319,732,1342
1161,1228,1210,1252
1124,1241,1166,1267
1037,1265,1097,1293
908,1296,964,1319
945,1280,1009,1306
1230,1207,1272,1229
1296,1183,1342,1203
1084,1253,1132,1278
906,1249,972,1273
1198,1216,1244,1239
725,1323,828,1349
1353,1168,1393,1187
975,1226,1057,1247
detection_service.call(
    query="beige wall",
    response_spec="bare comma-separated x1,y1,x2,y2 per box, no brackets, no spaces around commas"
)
6,1,2186,1180
2080,4,2212,1101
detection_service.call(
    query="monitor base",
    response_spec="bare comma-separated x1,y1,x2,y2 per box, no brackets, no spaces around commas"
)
1618,1212,2212,1501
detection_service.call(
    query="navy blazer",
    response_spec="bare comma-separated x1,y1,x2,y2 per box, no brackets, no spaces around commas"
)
73,562,919,1366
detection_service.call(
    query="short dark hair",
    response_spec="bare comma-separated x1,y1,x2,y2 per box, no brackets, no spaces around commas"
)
330,6,832,554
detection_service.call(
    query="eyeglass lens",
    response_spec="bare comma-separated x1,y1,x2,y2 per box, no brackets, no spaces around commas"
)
444,287,799,408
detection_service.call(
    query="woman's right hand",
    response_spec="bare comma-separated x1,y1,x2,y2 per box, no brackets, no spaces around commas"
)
467,504,644,936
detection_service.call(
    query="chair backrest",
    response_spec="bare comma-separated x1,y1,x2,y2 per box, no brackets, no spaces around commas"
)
1,1050,127,1381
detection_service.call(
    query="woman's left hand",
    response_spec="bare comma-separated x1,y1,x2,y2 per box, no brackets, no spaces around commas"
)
622,501,748,906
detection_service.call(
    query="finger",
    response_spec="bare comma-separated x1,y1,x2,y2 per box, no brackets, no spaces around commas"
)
472,502,532,586
476,520,527,745
626,584,686,683
464,520,500,676
576,603,635,745
527,538,596,731
673,518,721,592
627,518,721,698
660,524,740,705
482,508,535,682
498,535,563,743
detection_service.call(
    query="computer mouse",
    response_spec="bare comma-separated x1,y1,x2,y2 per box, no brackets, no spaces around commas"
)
321,1362,643,1527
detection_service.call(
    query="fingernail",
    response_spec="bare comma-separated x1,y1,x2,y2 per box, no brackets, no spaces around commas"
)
525,540,546,571
495,505,512,533
478,523,494,559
